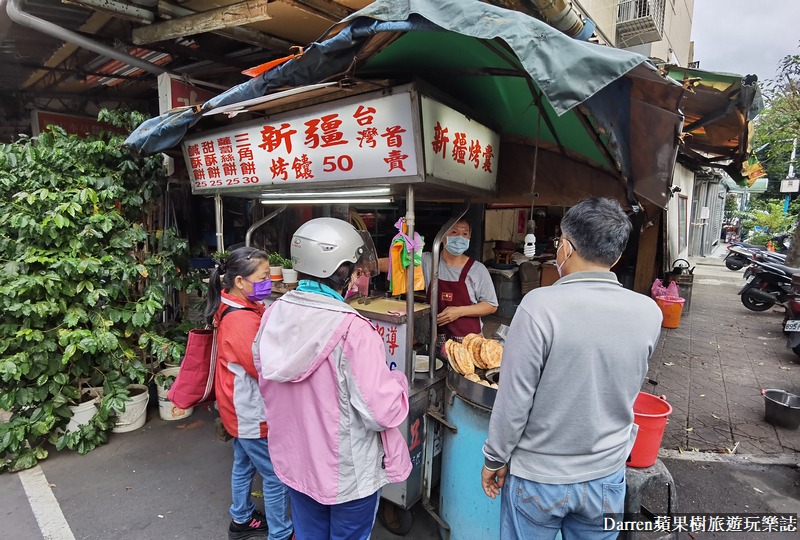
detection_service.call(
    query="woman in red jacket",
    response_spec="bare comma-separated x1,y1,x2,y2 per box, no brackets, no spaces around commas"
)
204,247,292,540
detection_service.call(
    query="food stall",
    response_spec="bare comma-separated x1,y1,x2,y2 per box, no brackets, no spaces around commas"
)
125,1,688,537
178,81,502,532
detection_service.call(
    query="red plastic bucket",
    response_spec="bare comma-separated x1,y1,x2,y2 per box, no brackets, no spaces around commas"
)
629,392,673,468
656,295,685,329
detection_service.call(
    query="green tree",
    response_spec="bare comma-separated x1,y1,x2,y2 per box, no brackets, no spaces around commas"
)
753,44,800,265
738,200,795,241
0,111,202,472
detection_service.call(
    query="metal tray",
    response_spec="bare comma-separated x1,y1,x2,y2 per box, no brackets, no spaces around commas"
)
447,367,496,410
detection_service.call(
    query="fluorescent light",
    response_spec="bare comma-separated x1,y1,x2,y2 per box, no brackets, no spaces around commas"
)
261,198,393,205
260,188,391,199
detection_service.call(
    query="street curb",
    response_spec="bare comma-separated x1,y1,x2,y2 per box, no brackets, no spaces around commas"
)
659,449,799,465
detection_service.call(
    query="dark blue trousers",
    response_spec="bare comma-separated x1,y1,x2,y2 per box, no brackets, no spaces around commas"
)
288,487,381,540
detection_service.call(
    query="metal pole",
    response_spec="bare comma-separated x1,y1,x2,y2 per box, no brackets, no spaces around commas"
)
214,193,225,253
6,0,228,90
404,185,416,385
789,138,797,179
245,205,287,247
429,198,471,377
6,0,165,76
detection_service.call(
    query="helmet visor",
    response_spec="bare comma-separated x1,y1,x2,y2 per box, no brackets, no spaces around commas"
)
353,231,379,279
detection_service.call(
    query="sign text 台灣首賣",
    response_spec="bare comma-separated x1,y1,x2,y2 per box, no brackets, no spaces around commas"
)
182,92,418,192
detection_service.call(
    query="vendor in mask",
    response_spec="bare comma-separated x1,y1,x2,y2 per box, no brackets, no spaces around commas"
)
380,219,498,340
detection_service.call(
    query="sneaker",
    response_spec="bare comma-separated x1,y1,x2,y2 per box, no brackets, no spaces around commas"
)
229,510,269,540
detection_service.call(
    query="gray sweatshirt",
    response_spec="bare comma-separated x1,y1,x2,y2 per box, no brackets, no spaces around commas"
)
483,271,663,484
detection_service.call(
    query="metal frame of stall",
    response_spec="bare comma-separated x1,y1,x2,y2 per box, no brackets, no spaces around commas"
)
184,82,498,533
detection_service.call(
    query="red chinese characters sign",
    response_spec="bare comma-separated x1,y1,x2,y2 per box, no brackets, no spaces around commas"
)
421,96,499,192
31,111,128,138
183,93,418,192
373,320,407,373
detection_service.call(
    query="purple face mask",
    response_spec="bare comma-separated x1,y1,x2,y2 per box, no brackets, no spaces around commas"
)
244,278,272,301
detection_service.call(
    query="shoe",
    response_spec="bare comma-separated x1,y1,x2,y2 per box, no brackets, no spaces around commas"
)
229,510,269,539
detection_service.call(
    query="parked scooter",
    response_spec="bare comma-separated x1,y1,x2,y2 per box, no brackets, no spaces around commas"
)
739,256,800,311
725,233,791,271
782,291,800,357
724,245,757,271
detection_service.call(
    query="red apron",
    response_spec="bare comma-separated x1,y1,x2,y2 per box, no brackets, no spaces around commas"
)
426,257,482,339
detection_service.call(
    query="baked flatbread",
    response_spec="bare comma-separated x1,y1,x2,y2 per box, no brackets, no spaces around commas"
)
480,340,503,369
454,343,475,375
471,337,487,369
462,333,481,349
465,373,481,383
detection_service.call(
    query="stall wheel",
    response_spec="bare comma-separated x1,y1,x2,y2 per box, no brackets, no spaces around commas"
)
378,500,413,536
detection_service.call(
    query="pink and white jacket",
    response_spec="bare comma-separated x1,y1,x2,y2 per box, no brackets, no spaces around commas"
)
253,290,412,505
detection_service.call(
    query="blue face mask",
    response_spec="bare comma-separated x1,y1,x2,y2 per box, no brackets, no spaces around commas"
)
445,235,470,256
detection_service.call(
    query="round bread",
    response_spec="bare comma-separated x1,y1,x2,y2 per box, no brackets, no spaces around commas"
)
478,380,491,387
471,337,487,369
448,341,462,374
455,343,475,375
480,340,503,369
465,373,481,383
462,333,480,349
490,383,499,389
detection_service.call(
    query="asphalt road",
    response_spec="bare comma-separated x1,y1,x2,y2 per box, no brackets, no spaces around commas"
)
1,405,798,540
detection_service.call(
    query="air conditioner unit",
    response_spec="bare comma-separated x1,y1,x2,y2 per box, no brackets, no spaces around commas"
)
616,0,666,46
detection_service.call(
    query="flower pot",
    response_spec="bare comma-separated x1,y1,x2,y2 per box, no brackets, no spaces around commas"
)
112,384,150,433
156,367,193,421
270,265,284,281
281,268,298,283
64,392,100,434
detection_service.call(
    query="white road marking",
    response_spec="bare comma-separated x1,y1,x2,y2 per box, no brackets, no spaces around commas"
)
18,465,76,540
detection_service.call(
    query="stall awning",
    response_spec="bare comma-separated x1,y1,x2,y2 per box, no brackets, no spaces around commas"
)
125,0,685,209
664,65,766,186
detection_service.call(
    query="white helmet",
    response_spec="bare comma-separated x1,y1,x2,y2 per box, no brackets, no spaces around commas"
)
291,218,378,279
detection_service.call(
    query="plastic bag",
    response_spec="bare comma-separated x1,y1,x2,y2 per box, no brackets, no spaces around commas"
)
389,218,425,295
651,279,667,300
651,279,679,300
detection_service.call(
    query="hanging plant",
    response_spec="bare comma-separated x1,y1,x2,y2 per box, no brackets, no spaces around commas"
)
0,110,203,472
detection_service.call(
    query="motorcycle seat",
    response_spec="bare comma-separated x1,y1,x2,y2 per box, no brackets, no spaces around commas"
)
738,243,767,251
762,262,800,276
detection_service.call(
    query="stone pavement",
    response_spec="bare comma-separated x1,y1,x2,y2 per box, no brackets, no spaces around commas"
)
645,245,800,455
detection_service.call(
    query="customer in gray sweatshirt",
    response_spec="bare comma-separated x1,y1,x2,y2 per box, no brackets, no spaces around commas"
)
482,197,663,539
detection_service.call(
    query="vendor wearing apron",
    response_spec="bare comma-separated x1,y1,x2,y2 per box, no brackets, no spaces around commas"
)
421,219,498,340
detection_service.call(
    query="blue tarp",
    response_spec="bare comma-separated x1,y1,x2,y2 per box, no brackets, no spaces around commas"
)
125,0,653,157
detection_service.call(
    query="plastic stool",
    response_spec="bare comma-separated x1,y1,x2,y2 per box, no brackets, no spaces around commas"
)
620,459,678,540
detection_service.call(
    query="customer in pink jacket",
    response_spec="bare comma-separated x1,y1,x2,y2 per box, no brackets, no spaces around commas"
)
254,218,411,540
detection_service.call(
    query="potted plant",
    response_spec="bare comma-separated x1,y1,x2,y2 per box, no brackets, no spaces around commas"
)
281,257,298,284
0,110,203,471
268,252,284,281
154,368,193,421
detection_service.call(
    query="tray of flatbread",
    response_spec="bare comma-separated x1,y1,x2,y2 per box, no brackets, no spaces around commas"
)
443,335,502,408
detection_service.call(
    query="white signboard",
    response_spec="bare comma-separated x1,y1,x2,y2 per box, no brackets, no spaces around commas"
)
371,319,408,375
781,179,800,193
421,95,499,191
183,92,417,192
700,206,710,219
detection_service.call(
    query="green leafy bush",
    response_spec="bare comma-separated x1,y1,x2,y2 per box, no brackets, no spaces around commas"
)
0,110,202,471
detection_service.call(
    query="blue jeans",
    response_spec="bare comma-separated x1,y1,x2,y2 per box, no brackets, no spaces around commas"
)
231,437,293,540
288,487,381,540
500,467,626,540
